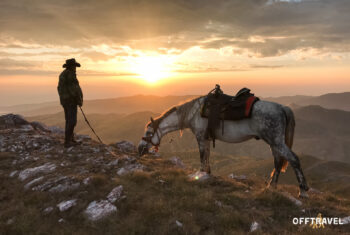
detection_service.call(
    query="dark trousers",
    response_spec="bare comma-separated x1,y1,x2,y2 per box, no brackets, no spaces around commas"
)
63,104,77,143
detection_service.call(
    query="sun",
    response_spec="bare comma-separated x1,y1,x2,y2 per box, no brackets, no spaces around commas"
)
132,56,173,84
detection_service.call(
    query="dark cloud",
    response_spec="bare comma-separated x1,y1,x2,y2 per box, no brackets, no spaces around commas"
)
0,0,349,56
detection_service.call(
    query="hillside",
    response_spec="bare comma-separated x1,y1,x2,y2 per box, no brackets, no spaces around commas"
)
28,104,350,163
160,151,350,198
0,114,349,234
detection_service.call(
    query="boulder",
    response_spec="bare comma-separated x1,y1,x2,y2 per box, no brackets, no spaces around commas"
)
112,141,136,153
57,199,77,212
117,163,145,176
24,176,44,190
281,192,302,207
43,207,54,214
228,174,247,180
84,200,117,221
170,156,185,168
49,181,80,193
30,121,50,132
107,185,123,203
18,163,56,181
188,171,210,181
0,114,29,129
250,221,260,232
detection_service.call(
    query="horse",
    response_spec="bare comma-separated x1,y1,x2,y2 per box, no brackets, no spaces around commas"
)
138,96,309,198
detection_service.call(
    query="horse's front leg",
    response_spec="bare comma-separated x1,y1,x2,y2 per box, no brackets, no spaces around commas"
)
196,134,211,174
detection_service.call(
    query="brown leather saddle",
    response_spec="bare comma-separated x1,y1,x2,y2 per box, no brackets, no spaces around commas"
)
200,85,259,147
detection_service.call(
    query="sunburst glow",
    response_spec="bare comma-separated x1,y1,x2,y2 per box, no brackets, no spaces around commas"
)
132,56,174,84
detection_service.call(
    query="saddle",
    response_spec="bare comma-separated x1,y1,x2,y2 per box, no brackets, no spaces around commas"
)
200,85,259,147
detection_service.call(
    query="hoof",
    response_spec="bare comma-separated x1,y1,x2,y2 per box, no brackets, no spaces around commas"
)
298,190,309,198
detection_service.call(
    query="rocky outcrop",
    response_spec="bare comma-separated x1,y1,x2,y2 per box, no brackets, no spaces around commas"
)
84,200,117,221
18,163,56,181
112,140,137,153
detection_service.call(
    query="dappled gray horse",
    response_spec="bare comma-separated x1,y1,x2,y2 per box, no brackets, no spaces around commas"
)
138,96,309,197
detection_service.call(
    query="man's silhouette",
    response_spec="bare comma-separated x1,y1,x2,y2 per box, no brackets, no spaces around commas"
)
57,58,83,148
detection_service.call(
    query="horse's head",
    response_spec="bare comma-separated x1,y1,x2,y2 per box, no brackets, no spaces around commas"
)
138,117,161,156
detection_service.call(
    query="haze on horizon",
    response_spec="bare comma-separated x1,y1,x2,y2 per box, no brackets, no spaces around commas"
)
0,0,349,106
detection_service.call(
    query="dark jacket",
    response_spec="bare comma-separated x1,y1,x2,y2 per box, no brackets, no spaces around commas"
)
57,69,83,106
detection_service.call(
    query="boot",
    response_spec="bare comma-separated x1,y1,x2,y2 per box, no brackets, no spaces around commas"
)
71,134,81,145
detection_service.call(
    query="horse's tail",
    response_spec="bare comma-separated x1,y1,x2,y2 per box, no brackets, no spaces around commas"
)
281,106,295,172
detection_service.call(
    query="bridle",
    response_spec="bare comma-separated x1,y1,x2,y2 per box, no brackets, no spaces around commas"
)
141,107,178,152
142,118,162,151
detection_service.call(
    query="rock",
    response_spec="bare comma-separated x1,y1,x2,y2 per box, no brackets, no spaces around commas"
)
309,187,322,194
188,171,210,181
18,163,57,181
108,159,119,167
58,218,65,223
117,163,145,176
6,218,14,225
341,216,350,225
9,170,18,177
0,114,29,129
24,176,44,190
30,121,50,132
57,199,77,212
83,177,91,185
113,141,136,153
84,200,117,221
170,156,185,168
215,200,223,207
77,134,91,141
32,176,68,192
228,174,247,180
281,192,302,207
175,220,183,227
107,185,123,203
19,124,34,132
250,221,260,232
43,207,54,214
49,181,80,193
47,126,64,135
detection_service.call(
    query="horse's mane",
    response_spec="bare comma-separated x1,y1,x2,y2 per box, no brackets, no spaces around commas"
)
146,96,204,129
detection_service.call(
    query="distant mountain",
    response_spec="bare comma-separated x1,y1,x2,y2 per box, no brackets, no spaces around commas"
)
266,92,350,111
28,104,350,164
2,91,349,116
1,95,198,116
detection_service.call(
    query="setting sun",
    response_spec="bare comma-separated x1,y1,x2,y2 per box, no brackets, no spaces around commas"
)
132,56,173,84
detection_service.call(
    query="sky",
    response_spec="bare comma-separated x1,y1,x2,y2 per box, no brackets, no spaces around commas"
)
0,0,349,106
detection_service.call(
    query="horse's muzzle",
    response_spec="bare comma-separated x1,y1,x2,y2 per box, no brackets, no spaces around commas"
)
138,140,149,156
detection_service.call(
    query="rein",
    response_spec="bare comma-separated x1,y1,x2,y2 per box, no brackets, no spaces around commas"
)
79,106,118,157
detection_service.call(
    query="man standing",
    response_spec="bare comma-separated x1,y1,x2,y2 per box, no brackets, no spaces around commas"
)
57,58,83,148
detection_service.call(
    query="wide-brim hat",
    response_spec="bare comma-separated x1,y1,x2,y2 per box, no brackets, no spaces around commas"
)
63,58,81,68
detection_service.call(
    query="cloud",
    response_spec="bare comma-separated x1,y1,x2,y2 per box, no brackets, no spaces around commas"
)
0,0,349,57
0,58,37,68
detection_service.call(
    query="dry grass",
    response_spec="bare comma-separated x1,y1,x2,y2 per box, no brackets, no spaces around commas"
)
0,153,349,234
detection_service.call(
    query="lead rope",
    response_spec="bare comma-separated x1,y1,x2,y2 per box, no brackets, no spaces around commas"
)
79,106,118,157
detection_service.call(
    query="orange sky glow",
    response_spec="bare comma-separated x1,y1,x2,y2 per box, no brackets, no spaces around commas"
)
0,0,349,106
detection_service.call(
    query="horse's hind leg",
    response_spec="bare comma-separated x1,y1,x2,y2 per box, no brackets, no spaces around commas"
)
196,135,211,174
271,144,309,198
267,149,285,189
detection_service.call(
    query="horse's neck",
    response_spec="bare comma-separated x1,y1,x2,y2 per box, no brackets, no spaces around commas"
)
178,97,204,129
158,112,180,137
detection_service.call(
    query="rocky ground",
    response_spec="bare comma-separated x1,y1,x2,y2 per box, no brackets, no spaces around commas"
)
0,114,349,234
